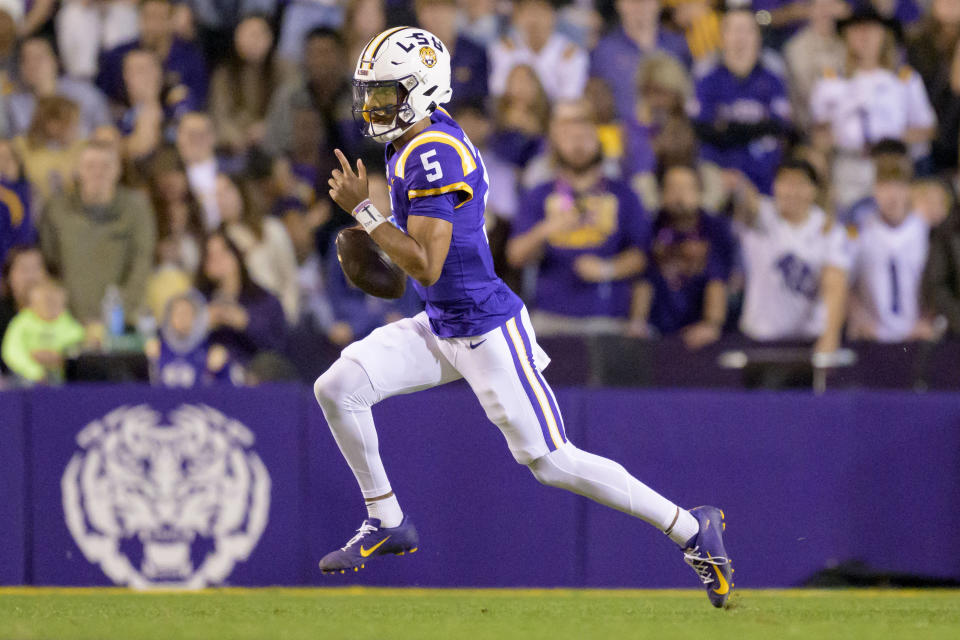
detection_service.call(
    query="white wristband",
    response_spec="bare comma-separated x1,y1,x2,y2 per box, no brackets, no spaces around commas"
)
352,199,388,234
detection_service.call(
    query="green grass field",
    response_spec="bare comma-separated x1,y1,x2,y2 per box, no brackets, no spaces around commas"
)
2,588,959,640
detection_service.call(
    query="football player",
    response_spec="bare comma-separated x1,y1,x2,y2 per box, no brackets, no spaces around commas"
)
315,26,734,607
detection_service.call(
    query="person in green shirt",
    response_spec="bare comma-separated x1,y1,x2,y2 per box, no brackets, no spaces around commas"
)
1,278,85,383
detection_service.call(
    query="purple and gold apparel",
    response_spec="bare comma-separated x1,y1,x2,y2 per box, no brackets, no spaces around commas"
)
513,178,651,319
385,107,522,337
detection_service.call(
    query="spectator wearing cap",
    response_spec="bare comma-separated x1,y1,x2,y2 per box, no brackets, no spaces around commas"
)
847,148,933,342
689,7,792,196
415,0,489,112
783,0,847,130
39,140,157,322
507,100,651,336
734,159,852,354
639,164,735,349
590,0,691,123
489,0,589,102
56,0,139,80
908,0,960,172
810,5,936,211
8,37,112,139
97,0,208,112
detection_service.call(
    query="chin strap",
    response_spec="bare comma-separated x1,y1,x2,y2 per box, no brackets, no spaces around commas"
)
352,199,389,234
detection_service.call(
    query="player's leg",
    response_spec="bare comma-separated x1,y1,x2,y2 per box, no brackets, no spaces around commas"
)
313,312,461,572
456,308,733,605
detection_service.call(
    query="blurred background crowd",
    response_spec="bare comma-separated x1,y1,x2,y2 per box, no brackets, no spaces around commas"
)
2,0,960,388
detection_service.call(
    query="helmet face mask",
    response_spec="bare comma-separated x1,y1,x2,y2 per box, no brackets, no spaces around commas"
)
352,27,453,144
352,76,419,143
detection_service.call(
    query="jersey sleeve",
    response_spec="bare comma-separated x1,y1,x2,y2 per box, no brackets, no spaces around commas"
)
399,138,477,211
903,68,937,130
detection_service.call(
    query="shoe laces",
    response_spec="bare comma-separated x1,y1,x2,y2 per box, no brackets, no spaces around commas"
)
683,545,730,586
341,522,378,551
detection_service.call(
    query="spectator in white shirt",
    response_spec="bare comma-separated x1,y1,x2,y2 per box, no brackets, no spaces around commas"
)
175,111,220,230
810,6,937,211
489,0,588,101
735,159,852,354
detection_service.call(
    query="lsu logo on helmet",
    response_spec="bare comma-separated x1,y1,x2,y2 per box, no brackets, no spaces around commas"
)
420,46,437,68
61,404,271,589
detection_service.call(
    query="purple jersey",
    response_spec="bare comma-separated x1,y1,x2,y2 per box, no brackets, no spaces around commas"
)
513,178,651,319
386,107,522,337
689,60,791,194
646,211,736,334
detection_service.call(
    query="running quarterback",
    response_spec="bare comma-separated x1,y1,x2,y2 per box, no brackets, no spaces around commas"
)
315,26,734,607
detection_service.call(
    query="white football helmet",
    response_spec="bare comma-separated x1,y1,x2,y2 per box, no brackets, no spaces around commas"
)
353,26,453,143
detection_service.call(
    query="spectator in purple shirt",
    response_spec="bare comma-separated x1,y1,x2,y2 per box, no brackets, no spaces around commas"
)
689,7,792,196
195,229,287,362
415,0,489,112
97,0,208,111
591,0,691,122
0,140,35,271
642,164,735,348
507,99,651,336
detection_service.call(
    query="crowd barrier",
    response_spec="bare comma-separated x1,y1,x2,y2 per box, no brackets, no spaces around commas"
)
1,383,958,589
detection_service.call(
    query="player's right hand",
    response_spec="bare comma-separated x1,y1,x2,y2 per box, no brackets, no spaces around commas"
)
329,149,369,213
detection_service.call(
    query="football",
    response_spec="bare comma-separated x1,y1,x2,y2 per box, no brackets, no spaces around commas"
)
335,225,407,299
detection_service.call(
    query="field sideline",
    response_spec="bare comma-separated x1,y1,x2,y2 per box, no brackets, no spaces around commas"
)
2,587,959,639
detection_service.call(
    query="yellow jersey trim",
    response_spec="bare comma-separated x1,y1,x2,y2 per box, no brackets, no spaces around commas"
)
0,184,24,227
408,182,474,208
395,131,477,179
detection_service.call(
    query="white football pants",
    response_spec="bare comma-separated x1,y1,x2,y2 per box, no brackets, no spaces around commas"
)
314,307,687,536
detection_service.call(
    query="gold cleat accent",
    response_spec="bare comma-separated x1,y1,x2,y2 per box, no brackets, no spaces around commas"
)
340,570,345,574
354,567,359,572
361,564,365,568
396,551,405,556
720,509,725,519
722,522,726,531
410,547,418,553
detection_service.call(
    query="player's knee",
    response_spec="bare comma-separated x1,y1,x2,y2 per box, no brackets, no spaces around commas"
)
527,446,579,490
313,358,372,413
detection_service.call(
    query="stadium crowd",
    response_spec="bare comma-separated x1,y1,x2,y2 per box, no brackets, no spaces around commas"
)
2,0,960,387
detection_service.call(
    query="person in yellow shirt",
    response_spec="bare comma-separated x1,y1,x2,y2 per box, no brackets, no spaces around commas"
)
1,278,84,383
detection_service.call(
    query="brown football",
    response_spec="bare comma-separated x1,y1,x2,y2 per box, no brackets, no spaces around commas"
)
335,225,407,299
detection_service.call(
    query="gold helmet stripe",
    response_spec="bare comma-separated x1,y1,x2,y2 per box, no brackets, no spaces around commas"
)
359,26,408,70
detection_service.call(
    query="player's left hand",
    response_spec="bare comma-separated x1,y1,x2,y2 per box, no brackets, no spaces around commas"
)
329,148,369,213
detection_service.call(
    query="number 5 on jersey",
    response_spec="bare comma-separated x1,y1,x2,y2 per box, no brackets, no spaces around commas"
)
420,149,443,182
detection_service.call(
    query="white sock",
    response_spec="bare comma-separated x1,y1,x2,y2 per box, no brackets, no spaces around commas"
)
529,444,699,547
366,494,404,528
315,359,404,525
666,507,700,547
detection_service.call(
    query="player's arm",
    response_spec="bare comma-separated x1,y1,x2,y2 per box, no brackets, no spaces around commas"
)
370,215,452,287
328,149,453,287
